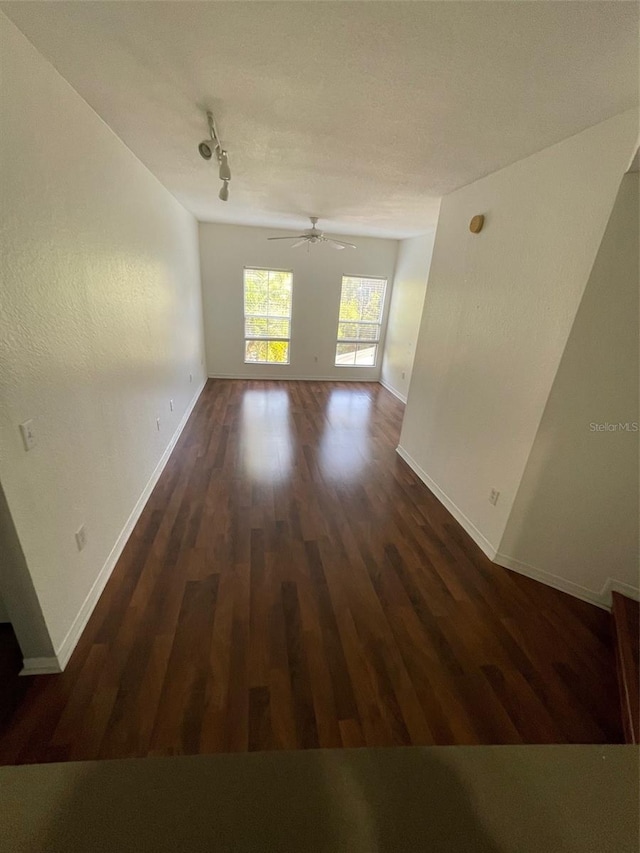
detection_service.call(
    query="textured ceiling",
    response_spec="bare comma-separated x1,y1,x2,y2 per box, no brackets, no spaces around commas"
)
2,1,638,238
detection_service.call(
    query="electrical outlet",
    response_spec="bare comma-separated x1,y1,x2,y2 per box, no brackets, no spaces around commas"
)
19,419,37,451
489,489,500,506
170,399,174,412
75,525,87,552
156,417,161,431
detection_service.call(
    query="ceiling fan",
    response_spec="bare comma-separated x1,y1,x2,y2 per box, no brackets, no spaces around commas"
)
267,217,357,250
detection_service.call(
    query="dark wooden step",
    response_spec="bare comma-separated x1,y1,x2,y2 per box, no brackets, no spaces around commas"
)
611,592,639,744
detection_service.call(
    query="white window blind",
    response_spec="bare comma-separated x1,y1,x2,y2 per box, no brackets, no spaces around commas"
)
244,268,293,365
335,275,387,366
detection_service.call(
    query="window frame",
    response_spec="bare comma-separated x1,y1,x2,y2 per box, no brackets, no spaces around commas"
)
334,274,388,368
243,266,294,366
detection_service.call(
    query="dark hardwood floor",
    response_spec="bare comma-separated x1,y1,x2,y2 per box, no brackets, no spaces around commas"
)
0,380,622,763
612,592,639,744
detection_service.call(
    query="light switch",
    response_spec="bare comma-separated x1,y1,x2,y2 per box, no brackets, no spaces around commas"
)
75,525,87,552
19,419,37,451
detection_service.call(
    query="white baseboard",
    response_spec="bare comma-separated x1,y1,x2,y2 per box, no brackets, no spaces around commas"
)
602,578,640,604
20,656,62,676
21,379,207,676
395,445,639,612
493,552,611,611
494,554,639,610
396,445,498,560
379,379,407,404
208,373,380,382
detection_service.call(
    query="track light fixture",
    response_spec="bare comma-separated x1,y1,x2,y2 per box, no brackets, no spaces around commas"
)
218,150,231,182
198,110,231,201
198,139,214,161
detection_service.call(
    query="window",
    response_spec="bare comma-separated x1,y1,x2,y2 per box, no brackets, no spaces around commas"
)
335,275,387,366
244,268,293,365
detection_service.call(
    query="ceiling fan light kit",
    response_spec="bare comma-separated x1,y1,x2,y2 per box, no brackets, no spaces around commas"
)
198,110,231,201
267,217,357,250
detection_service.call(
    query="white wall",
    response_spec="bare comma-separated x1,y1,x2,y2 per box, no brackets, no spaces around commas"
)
199,223,398,381
380,233,436,402
498,173,639,603
0,482,53,655
398,109,638,561
0,15,207,668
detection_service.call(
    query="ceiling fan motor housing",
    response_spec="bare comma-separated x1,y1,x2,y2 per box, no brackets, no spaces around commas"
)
266,217,356,250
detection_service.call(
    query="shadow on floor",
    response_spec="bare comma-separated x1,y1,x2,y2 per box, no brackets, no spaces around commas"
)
2,748,501,852
1,745,638,853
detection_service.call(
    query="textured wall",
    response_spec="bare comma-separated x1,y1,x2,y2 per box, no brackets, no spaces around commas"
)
0,16,206,658
0,483,53,655
199,223,398,381
498,173,639,602
399,110,638,558
381,233,435,402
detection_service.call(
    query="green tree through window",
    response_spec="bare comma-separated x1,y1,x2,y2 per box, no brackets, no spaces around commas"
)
244,268,293,364
335,276,387,366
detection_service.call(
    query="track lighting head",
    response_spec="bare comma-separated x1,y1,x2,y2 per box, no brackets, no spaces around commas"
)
198,110,233,201
219,150,231,182
198,140,214,161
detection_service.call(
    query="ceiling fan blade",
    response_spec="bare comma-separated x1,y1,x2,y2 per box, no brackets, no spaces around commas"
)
267,235,308,241
291,238,310,248
327,239,357,249
327,241,346,250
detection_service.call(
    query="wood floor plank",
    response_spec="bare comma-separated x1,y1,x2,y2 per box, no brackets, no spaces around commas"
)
281,581,319,749
0,379,624,763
